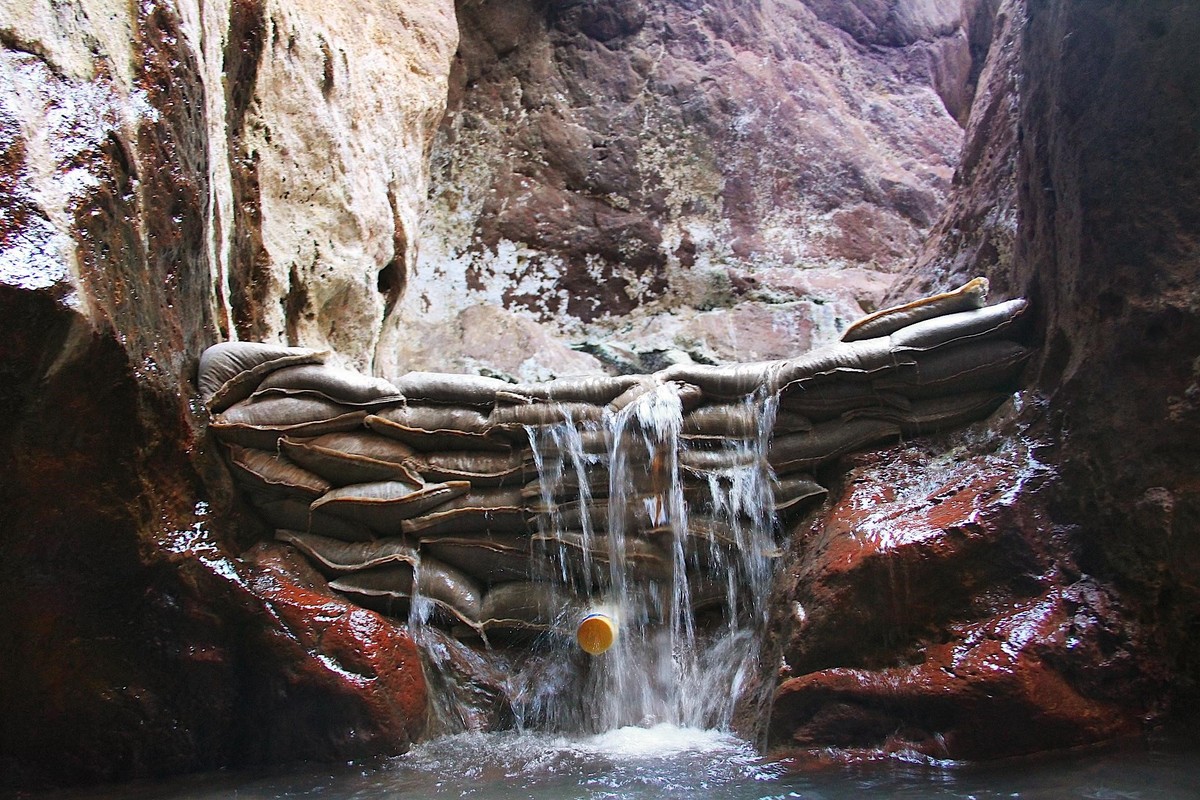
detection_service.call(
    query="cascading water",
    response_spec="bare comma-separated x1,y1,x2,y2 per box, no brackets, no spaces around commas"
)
493,383,781,735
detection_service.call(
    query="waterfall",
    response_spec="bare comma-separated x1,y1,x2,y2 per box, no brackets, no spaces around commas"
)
477,383,781,734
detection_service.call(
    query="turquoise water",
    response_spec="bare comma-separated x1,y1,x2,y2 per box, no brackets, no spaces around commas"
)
19,725,1199,800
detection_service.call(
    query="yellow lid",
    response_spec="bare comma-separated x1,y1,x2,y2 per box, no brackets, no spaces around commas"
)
576,613,617,655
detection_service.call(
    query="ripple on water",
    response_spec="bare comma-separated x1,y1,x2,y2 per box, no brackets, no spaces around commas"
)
13,731,1200,800
381,724,783,799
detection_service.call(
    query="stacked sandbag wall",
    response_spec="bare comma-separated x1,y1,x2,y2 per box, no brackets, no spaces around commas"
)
200,279,1030,642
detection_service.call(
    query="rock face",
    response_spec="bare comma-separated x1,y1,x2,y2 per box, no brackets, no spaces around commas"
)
385,0,993,378
1016,0,1200,713
887,0,1023,301
762,0,1200,759
223,0,458,372
0,0,455,787
764,400,1158,758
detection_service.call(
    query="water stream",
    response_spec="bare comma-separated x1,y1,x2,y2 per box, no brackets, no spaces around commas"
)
423,382,782,737
20,727,1199,800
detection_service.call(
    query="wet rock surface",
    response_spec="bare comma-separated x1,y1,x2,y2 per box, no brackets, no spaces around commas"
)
764,400,1162,758
1015,0,1200,719
760,0,1200,761
0,290,432,786
0,0,453,788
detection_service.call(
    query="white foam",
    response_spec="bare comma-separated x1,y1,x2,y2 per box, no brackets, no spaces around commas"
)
575,723,744,759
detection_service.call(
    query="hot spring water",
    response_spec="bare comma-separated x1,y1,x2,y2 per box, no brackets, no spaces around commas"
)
414,383,782,737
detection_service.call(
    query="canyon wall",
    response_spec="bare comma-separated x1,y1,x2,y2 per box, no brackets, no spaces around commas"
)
764,0,1200,760
387,0,995,379
0,0,455,785
2,0,1199,787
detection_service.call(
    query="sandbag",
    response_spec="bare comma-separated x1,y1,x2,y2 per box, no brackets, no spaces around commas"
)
488,402,606,429
841,277,989,342
777,381,911,420
256,497,375,542
211,396,367,450
524,427,615,458
371,404,491,433
279,433,423,486
391,371,513,407
503,375,644,405
872,340,1031,398
401,487,531,536
768,418,900,473
479,581,583,634
606,377,661,411
606,380,703,418
626,515,740,570
655,362,786,400
682,402,810,439
521,468,612,501
532,497,672,536
366,408,511,452
888,298,1028,351
680,472,772,515
532,531,673,583
842,391,1011,435
198,341,328,412
329,556,483,628
419,557,487,628
689,575,735,616
225,444,331,499
678,446,762,473
773,337,902,389
773,474,828,512
419,532,536,584
252,364,405,406
275,529,418,574
311,479,472,531
405,450,529,487
899,391,1011,435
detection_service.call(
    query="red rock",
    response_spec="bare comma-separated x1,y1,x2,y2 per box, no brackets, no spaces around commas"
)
407,0,978,360
764,0,1200,760
239,543,429,754
772,592,1139,760
764,397,1166,759
775,420,1049,677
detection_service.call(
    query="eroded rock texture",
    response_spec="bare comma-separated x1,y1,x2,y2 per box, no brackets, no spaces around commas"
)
223,0,458,372
0,0,454,787
762,0,1200,760
385,0,995,378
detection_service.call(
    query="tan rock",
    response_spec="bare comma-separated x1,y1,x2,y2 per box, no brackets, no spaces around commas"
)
228,0,457,372
385,303,604,382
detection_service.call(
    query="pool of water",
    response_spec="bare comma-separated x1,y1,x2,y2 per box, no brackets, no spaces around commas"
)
18,725,1199,800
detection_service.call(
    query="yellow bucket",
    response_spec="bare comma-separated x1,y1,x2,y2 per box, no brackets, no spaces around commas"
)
576,612,618,655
